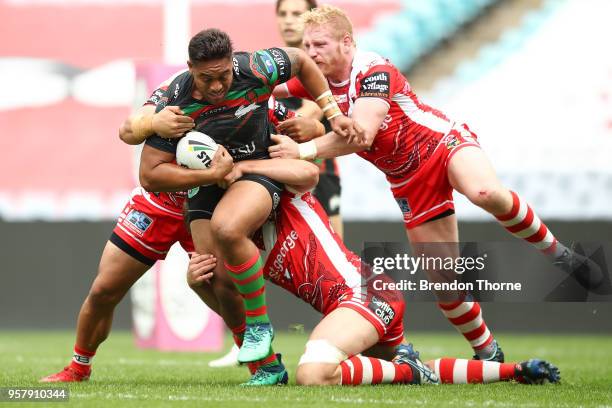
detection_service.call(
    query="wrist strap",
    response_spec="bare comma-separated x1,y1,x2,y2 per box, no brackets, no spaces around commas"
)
131,113,154,142
298,140,318,160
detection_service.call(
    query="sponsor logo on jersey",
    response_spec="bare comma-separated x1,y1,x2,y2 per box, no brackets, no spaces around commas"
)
254,50,280,82
234,102,260,118
368,296,396,326
200,105,229,118
260,52,276,74
228,141,256,159
395,197,412,220
188,187,200,198
335,94,348,104
149,89,165,105
360,71,390,98
232,57,240,76
124,209,153,237
269,230,299,281
272,192,281,210
269,48,288,80
445,135,460,150
273,101,289,121
173,83,180,98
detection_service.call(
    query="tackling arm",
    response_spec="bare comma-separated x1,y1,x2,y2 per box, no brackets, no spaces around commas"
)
139,144,233,192
236,158,319,193
269,97,389,159
119,105,195,145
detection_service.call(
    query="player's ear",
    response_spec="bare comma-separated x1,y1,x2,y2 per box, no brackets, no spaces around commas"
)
341,33,351,53
187,60,193,69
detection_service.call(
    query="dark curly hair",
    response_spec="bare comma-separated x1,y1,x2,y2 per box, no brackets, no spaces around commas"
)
188,28,233,63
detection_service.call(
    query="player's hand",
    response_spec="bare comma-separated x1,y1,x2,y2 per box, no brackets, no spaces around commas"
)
268,134,300,159
186,253,216,286
151,106,195,138
329,115,365,144
277,117,324,142
210,145,234,181
219,162,244,189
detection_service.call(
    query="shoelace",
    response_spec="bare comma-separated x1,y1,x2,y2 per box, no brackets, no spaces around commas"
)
242,326,266,349
397,349,437,384
248,369,273,383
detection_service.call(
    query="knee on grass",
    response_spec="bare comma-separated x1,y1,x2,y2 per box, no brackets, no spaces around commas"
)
296,363,339,385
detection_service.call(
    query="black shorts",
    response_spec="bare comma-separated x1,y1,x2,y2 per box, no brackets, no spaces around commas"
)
313,173,341,216
187,174,283,223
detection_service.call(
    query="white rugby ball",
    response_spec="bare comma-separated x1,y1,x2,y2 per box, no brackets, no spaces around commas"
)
176,131,219,169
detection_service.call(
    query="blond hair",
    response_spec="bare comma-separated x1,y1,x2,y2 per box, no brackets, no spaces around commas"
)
301,4,354,41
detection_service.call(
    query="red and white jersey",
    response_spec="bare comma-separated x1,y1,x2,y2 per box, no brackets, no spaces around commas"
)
285,49,454,185
261,191,363,315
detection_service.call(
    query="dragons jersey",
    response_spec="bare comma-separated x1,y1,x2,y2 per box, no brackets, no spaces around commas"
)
145,47,292,161
260,191,402,319
285,49,455,186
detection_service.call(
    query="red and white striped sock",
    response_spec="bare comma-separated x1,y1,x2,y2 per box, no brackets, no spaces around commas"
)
69,345,95,375
339,355,414,385
432,358,519,384
495,191,566,257
438,301,495,355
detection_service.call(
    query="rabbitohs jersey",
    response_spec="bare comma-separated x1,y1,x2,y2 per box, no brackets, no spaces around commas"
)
146,48,293,161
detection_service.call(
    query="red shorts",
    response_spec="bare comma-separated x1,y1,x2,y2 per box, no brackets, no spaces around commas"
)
111,187,194,265
336,293,405,347
390,123,480,229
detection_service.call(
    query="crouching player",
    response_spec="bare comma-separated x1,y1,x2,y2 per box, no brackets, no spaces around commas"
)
187,156,561,386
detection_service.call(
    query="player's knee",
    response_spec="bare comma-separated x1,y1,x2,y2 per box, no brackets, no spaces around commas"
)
210,218,243,247
296,363,338,385
296,340,347,385
466,186,507,212
87,283,124,309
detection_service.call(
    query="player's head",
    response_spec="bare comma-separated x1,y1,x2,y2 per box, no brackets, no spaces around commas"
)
301,5,355,77
188,29,234,104
275,0,317,48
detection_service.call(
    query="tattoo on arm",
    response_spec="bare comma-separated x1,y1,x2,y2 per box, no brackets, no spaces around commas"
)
281,47,303,78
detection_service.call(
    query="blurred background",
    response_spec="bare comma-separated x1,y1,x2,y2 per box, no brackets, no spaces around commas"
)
1,0,611,336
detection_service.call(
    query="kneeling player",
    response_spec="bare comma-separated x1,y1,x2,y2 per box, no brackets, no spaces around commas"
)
188,158,560,386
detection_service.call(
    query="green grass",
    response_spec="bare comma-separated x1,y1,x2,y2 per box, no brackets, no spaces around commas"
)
1,331,611,407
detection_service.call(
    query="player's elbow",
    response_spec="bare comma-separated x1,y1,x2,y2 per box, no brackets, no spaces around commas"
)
303,163,319,190
139,169,158,192
118,120,137,145
358,130,376,150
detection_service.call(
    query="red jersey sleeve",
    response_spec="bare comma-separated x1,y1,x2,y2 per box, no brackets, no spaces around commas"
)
356,65,403,106
285,77,312,100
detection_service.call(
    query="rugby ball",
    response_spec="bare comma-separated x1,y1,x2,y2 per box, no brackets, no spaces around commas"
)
176,131,219,169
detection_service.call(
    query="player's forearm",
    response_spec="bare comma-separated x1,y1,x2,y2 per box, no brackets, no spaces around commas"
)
240,159,319,190
140,163,221,192
312,131,367,159
119,107,156,145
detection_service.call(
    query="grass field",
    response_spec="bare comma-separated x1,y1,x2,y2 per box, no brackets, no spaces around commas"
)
1,331,611,407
